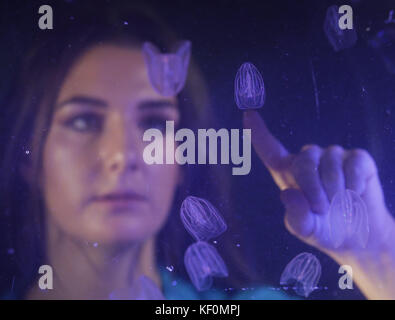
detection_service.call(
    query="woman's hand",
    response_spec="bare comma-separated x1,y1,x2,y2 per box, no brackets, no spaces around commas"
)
243,110,395,299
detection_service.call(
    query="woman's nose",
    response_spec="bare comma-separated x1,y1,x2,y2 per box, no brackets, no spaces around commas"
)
99,120,140,174
107,149,138,173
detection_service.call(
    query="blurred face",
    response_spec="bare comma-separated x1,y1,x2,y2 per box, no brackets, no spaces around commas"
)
41,45,180,244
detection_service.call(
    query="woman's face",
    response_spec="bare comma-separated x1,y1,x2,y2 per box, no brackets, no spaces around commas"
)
41,44,180,244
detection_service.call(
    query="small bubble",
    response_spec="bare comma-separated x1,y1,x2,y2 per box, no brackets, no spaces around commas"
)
93,242,98,247
171,280,177,286
213,240,217,244
7,248,15,255
25,150,30,155
166,265,174,272
123,21,128,25
236,243,240,247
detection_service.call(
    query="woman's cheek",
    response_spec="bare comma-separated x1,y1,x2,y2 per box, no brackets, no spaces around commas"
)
41,129,91,234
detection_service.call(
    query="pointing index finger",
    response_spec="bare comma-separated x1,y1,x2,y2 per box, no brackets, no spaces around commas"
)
243,110,291,172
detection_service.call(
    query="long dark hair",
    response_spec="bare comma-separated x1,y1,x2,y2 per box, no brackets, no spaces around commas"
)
0,1,260,298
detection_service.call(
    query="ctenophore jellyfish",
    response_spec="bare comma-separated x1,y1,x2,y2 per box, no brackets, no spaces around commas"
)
180,196,227,241
323,5,357,52
368,27,395,75
329,189,369,249
384,10,395,24
280,252,321,298
142,41,191,97
234,62,265,110
184,241,228,291
109,275,165,300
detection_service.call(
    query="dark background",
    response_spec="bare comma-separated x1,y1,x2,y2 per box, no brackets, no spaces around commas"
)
1,0,395,299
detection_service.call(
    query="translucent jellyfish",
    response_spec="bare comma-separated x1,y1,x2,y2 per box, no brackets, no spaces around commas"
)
180,196,227,241
329,189,369,249
109,275,165,300
234,62,265,110
384,10,395,24
368,28,395,74
323,5,357,52
184,241,228,291
280,252,321,298
142,41,191,97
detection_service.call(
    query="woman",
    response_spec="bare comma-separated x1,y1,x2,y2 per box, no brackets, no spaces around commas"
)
1,2,395,299
0,3,269,300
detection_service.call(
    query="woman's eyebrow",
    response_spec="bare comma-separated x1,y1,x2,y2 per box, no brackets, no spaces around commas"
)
56,95,108,109
138,100,177,110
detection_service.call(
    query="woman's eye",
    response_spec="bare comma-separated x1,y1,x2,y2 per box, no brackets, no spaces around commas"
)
64,113,103,133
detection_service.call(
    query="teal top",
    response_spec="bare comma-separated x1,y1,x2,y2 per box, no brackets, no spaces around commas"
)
160,269,295,300
1,268,296,300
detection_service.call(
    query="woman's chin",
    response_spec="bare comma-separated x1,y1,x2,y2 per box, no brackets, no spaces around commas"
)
83,219,161,245
75,206,166,244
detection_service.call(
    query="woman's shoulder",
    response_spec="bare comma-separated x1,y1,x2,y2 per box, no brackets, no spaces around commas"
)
160,269,297,300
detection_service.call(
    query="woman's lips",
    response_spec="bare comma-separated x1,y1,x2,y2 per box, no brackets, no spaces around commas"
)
94,190,147,200
91,192,148,212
